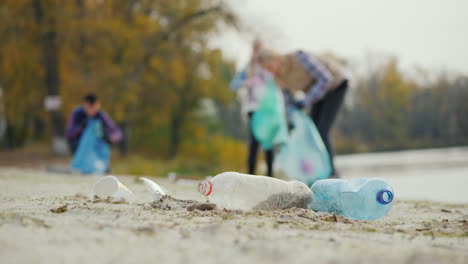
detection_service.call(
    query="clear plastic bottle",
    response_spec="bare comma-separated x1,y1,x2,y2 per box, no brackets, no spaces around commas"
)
198,172,313,210
309,178,394,220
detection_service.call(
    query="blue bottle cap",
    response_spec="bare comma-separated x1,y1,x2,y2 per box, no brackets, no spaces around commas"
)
376,189,393,205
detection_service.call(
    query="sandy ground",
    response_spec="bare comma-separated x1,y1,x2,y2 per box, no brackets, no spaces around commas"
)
0,168,467,264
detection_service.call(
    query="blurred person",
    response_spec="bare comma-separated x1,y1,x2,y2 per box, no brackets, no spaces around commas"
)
258,49,348,178
66,93,122,174
229,38,276,177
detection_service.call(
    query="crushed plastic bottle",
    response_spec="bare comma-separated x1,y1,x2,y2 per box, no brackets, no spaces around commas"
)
198,172,313,210
309,178,394,220
140,177,166,200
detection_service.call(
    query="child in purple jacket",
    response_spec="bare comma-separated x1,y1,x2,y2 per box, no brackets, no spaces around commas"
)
65,93,122,155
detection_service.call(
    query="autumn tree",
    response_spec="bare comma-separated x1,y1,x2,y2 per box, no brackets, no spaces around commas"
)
0,0,239,159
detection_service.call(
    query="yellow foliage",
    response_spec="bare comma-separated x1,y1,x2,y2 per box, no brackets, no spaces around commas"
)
0,0,239,155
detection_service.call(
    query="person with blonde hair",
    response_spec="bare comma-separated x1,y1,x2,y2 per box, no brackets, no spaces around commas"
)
229,38,275,177
258,49,348,178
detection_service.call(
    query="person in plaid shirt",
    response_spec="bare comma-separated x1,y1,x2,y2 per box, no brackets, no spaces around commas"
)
258,49,348,178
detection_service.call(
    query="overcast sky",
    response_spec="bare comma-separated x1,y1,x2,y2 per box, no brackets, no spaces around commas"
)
212,0,468,74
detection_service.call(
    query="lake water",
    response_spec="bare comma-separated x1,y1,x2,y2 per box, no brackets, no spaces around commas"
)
336,147,468,204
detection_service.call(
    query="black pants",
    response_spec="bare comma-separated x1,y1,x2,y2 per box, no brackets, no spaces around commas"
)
309,80,348,176
247,112,274,177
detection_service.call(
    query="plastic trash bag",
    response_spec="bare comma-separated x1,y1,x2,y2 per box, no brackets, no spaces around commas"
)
251,79,289,150
71,118,110,174
276,109,332,186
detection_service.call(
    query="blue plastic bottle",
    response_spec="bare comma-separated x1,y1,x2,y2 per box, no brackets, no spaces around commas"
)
309,179,394,220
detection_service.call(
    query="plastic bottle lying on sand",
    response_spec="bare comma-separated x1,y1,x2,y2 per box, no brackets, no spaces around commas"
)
309,178,394,220
198,172,313,210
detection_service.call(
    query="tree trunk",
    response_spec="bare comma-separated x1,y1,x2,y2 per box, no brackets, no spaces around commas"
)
33,0,66,154
118,121,129,157
4,121,15,149
169,112,182,159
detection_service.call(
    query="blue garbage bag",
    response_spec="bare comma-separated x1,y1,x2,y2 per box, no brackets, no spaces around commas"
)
71,118,110,174
251,79,289,150
276,109,332,186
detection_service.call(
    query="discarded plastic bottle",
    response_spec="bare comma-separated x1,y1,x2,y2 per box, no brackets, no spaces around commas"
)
309,178,394,220
198,172,313,211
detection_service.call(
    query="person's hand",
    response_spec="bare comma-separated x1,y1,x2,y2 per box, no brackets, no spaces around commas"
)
294,100,306,110
75,116,87,129
110,133,120,143
245,77,262,88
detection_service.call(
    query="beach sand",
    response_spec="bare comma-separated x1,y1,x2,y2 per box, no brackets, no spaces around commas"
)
0,168,467,264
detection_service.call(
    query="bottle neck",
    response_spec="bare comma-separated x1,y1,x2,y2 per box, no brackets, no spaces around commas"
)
376,189,393,205
198,181,213,196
